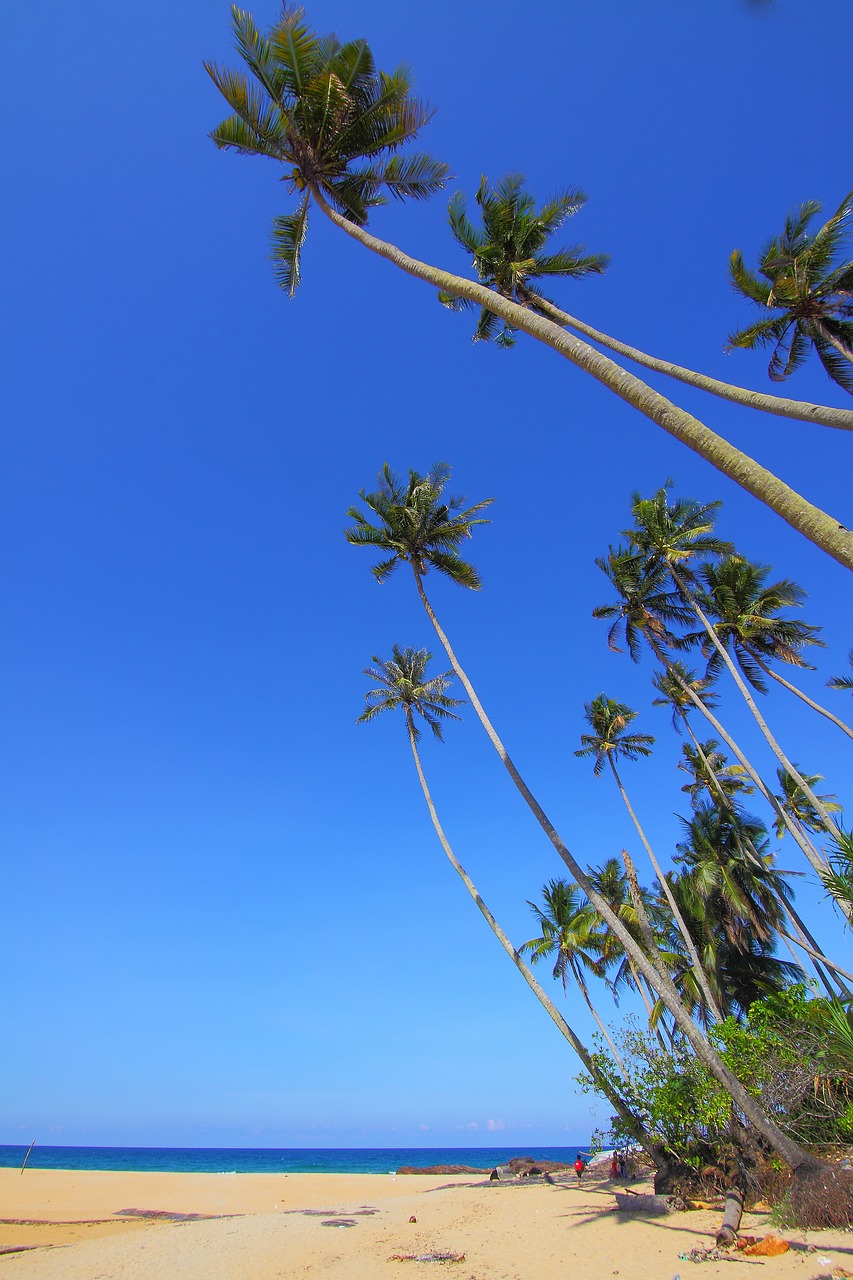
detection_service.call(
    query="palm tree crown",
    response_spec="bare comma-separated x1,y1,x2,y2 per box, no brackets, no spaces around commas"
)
345,462,492,586
727,190,853,393
441,174,608,347
693,557,823,690
358,645,463,741
624,485,733,587
205,5,450,294
575,695,655,776
592,547,693,662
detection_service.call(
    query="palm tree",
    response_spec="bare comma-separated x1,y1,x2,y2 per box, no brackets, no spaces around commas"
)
695,558,853,741
677,740,753,808
443,174,853,430
728,191,853,394
594,545,837,893
828,650,853,694
626,486,845,847
575,694,722,1020
357,645,654,1154
207,9,853,568
597,551,853,967
204,6,450,295
347,468,846,1197
521,879,627,1073
773,768,843,840
440,174,608,348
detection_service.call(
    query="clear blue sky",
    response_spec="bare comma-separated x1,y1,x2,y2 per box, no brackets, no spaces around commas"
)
2,0,851,1149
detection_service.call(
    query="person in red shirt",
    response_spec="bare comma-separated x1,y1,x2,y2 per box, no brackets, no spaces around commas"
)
574,1156,585,1184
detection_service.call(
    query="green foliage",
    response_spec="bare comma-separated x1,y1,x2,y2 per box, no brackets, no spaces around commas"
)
206,5,449,293
580,989,853,1163
727,190,853,393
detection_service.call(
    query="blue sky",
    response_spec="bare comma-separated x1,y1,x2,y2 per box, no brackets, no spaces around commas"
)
2,0,851,1149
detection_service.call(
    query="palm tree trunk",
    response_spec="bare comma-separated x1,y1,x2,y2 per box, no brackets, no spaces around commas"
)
404,711,650,1150
679,716,847,995
780,928,853,987
529,295,853,432
609,759,723,1021
670,569,845,840
752,655,853,741
312,189,853,571
406,570,831,1181
652,646,849,916
569,957,629,1077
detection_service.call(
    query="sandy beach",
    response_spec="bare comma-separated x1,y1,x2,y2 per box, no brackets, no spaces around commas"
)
1,1165,851,1280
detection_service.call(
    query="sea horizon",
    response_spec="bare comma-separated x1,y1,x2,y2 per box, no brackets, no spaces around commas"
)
0,1143,588,1176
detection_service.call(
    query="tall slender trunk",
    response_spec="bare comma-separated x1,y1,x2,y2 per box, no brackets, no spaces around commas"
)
680,716,847,995
651,644,853,925
569,957,629,1077
671,569,844,839
648,638,831,880
608,758,722,1020
313,190,853,571
407,568,825,1176
404,711,649,1150
529,295,853,432
752,654,853,741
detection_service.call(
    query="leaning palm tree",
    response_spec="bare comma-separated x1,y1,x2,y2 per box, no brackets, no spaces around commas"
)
357,645,652,1148
443,173,853,430
695,557,853,741
626,486,845,846
521,879,627,1072
595,545,837,894
575,694,722,1020
440,174,609,347
728,191,853,394
828,650,853,694
677,740,753,808
773,767,843,840
347,477,852,1216
207,7,853,567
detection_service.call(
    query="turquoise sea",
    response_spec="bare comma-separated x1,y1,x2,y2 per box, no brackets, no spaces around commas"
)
0,1145,585,1175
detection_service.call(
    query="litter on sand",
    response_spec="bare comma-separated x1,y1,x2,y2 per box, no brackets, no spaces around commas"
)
389,1250,466,1263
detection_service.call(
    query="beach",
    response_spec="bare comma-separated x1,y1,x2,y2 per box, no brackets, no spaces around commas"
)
1,1165,851,1279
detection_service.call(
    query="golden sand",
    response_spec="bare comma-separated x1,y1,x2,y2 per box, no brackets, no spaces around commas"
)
1,1165,849,1279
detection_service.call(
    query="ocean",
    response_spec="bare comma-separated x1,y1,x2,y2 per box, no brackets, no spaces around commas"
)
0,1145,585,1175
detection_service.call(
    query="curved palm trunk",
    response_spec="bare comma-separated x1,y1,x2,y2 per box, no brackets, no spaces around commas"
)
680,716,847,995
568,956,628,1077
312,190,853,571
407,569,828,1179
530,296,853,432
671,569,844,840
651,644,850,919
751,655,853,741
404,711,649,1148
608,759,722,1021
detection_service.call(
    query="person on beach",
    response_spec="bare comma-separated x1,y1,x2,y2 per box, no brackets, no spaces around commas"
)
574,1156,585,1185
610,1154,618,1180
618,1153,627,1179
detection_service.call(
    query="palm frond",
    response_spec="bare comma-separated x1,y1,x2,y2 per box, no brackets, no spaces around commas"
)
270,193,310,296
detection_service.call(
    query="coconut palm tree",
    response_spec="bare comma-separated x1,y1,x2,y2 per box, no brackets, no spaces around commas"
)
207,8,853,568
442,174,853,430
595,546,836,892
626,486,845,846
728,191,853,394
828,650,853,694
773,768,843,840
575,694,722,1020
204,7,450,295
440,174,609,348
347,469,849,1201
677,740,753,808
357,645,653,1150
521,879,627,1072
695,558,853,741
